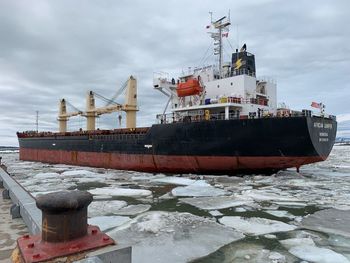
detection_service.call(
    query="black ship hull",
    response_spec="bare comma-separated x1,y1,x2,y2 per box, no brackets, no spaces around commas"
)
17,116,337,175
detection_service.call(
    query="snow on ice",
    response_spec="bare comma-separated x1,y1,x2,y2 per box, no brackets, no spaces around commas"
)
279,237,315,250
88,200,128,217
219,216,297,235
171,181,229,197
88,215,131,232
179,196,253,210
107,211,244,263
289,245,350,263
89,187,152,197
113,204,151,216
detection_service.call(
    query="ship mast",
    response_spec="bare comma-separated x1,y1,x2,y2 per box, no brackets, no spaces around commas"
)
209,14,231,78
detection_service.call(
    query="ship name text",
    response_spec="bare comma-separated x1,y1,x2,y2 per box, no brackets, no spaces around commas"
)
314,122,333,129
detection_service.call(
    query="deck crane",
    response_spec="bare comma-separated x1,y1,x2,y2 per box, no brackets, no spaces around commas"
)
57,99,83,133
85,75,138,131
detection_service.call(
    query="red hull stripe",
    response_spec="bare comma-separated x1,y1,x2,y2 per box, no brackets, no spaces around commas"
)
19,148,325,173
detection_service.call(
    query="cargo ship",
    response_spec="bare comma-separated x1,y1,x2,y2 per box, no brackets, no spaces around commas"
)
17,15,337,175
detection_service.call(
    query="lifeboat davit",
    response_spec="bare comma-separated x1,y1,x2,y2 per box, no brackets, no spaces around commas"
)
176,78,203,97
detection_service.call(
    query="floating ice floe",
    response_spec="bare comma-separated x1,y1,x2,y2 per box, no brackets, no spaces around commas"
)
265,210,296,220
219,216,297,235
289,245,350,263
61,170,96,177
131,174,162,181
107,211,244,263
273,201,308,208
89,187,152,197
202,242,293,263
241,190,302,203
88,200,128,217
88,215,131,232
279,238,315,250
268,252,286,263
264,234,277,239
113,204,151,216
235,207,247,212
209,210,223,217
171,181,228,197
27,182,77,193
151,176,200,186
179,196,253,210
302,208,350,238
34,172,60,179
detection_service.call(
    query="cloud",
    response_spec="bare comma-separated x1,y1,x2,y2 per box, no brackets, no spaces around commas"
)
0,0,349,146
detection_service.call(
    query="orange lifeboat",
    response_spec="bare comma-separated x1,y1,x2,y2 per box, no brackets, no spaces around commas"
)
176,78,203,97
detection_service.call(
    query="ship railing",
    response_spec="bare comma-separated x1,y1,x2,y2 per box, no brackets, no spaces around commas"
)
205,96,269,106
156,112,240,124
156,108,335,125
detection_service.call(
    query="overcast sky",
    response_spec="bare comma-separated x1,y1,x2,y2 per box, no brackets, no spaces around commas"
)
0,0,349,146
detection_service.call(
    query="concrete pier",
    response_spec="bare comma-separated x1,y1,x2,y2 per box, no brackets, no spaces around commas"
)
0,189,28,263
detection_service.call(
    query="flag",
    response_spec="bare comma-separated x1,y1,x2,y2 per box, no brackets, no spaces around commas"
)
222,32,228,37
311,102,321,109
206,25,210,29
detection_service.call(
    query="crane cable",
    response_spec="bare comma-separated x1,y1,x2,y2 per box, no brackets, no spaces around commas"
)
106,79,129,106
65,100,83,114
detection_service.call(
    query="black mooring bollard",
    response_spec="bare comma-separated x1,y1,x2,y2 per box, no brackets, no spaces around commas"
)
36,190,93,243
17,190,114,262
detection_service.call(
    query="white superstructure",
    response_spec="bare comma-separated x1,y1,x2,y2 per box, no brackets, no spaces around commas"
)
153,15,277,123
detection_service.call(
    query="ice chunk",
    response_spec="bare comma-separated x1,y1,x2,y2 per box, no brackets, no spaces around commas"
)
88,216,130,232
265,210,296,219
273,201,308,208
199,242,295,263
136,212,166,234
302,208,350,238
268,252,286,263
235,207,247,212
219,216,297,235
131,174,161,181
179,196,253,210
62,170,96,176
242,190,302,202
289,245,350,263
280,238,315,250
264,234,277,239
114,204,151,216
151,177,201,186
89,187,152,197
88,200,128,217
93,195,113,200
107,211,244,263
171,181,228,197
209,210,223,217
34,172,60,179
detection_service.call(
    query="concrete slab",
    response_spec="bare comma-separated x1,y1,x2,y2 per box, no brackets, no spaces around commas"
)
0,189,28,263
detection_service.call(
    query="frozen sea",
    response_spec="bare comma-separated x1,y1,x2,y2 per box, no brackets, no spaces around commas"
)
1,145,350,263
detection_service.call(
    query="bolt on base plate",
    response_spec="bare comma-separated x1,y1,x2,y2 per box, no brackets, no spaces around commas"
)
17,225,115,263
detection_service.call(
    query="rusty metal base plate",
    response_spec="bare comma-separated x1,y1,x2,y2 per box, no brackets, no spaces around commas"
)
17,225,115,263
